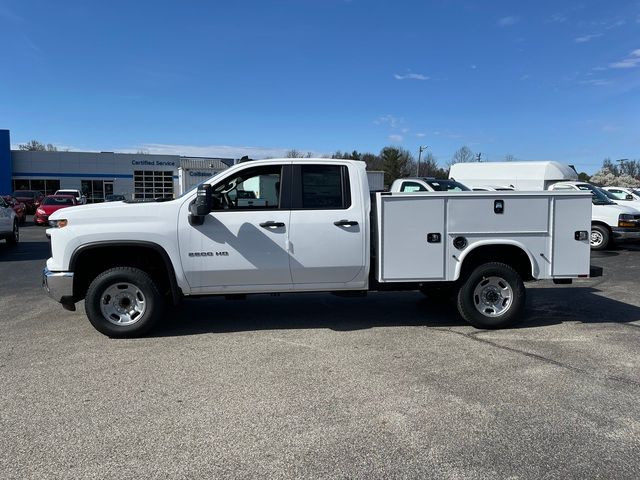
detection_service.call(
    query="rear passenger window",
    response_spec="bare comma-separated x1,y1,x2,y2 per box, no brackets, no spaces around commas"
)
300,165,351,209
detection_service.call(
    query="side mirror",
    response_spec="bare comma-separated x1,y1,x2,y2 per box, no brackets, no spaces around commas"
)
626,194,634,200
189,184,212,225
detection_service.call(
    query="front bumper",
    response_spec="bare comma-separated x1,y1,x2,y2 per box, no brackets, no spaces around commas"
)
42,268,75,310
612,227,640,241
34,214,49,224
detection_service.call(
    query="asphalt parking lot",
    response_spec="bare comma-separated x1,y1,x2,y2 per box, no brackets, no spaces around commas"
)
1,221,639,479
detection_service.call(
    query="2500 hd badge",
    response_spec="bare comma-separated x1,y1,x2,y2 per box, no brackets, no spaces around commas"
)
188,251,229,257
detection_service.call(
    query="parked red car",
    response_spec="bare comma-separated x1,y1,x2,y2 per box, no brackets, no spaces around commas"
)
12,190,44,214
1,195,26,224
34,195,77,225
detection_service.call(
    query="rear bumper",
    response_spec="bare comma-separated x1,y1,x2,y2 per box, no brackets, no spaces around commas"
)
42,268,75,310
612,227,640,241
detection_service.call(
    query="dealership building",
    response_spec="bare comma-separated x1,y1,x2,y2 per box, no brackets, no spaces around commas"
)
0,129,232,202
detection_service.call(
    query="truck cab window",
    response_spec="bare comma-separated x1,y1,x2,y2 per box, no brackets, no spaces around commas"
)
213,165,282,210
300,165,351,209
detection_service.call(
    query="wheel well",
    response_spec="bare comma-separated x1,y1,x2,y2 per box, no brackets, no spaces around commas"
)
591,221,611,233
71,244,179,303
460,244,534,281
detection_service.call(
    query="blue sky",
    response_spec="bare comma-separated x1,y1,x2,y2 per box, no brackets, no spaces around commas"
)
1,0,638,173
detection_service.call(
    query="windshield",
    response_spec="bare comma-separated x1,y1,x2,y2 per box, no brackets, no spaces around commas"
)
633,189,640,198
43,197,74,206
425,179,470,191
574,184,616,205
599,188,622,201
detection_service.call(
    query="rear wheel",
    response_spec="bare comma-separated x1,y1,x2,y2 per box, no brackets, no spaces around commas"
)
85,267,163,337
456,262,525,329
590,224,610,251
6,221,18,246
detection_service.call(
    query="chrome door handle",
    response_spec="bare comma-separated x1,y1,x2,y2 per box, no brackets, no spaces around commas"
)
334,220,358,227
260,221,285,229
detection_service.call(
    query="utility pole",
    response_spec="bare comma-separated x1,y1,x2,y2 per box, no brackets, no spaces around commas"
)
416,145,428,176
476,152,482,162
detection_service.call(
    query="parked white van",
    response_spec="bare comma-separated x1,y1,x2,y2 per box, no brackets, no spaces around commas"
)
549,182,640,250
449,161,577,191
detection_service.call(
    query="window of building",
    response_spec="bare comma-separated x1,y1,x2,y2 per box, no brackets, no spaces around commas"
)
134,170,174,200
300,165,351,209
81,180,116,203
12,179,60,195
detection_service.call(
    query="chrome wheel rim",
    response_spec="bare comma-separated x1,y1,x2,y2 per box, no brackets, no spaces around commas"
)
590,230,603,247
473,276,513,317
100,282,146,326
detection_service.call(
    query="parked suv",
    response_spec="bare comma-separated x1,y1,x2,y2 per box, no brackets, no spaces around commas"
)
55,189,86,205
2,195,27,224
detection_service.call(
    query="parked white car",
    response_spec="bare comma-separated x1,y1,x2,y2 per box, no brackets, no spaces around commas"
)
55,189,87,205
390,177,470,192
0,195,19,246
468,185,516,191
549,182,640,250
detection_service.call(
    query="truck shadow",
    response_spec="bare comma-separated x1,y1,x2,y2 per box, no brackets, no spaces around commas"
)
152,287,640,337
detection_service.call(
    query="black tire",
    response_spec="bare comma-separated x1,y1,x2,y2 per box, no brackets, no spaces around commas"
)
85,267,163,338
456,262,525,329
590,224,610,251
6,221,18,246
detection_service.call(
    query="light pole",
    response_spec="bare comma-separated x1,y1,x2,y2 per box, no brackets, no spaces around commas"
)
416,145,428,176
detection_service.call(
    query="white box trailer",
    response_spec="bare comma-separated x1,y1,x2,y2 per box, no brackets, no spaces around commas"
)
449,161,578,191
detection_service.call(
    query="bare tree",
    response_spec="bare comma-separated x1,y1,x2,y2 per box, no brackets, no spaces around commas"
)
417,152,447,178
504,153,516,162
448,145,475,167
18,140,58,151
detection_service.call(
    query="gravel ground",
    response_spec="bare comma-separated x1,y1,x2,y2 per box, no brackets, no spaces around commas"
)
1,222,639,479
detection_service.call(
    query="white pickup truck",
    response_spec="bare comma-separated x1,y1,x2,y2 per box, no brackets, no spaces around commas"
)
43,159,596,337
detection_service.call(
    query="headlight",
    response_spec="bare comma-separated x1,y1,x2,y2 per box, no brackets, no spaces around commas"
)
48,219,68,228
618,214,638,228
36,208,45,215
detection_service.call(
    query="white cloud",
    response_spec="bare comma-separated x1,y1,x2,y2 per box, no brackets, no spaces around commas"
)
470,64,477,70
520,74,531,80
388,134,404,143
498,16,519,27
374,114,402,128
119,143,304,159
609,49,640,69
416,133,426,138
394,73,429,80
579,79,612,87
574,33,603,43
547,13,567,23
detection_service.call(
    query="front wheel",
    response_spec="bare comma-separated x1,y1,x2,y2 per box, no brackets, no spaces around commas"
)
456,262,525,329
85,267,163,337
590,224,610,251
